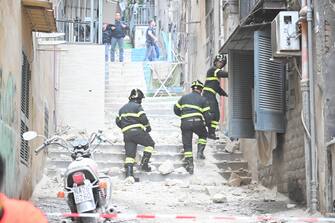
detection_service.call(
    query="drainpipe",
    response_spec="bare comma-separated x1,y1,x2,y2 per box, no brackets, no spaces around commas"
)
299,0,312,210
307,0,317,213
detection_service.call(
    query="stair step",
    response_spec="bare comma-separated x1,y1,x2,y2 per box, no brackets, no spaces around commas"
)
47,160,186,170
47,151,184,162
48,144,184,153
219,169,251,180
213,152,244,161
46,168,191,182
215,161,248,171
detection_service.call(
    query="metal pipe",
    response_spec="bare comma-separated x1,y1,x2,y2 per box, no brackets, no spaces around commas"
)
90,0,94,43
98,0,102,44
307,0,317,213
300,0,312,210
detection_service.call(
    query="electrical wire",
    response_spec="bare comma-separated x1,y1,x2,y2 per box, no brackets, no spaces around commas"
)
301,110,311,139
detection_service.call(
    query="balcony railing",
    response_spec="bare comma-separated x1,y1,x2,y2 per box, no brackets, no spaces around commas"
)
56,19,98,43
239,0,287,24
239,0,259,21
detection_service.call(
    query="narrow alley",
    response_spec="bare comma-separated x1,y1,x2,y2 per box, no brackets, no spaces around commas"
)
2,0,335,223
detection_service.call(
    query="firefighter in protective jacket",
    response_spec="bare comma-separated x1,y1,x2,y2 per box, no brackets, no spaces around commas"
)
174,80,211,174
116,89,155,181
203,53,228,140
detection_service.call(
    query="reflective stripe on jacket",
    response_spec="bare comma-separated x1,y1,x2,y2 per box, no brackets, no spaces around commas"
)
116,101,150,133
174,91,211,126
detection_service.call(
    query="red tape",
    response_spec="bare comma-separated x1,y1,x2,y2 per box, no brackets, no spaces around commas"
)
45,212,335,222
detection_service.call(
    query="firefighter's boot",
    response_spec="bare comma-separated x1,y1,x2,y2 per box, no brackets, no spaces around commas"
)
140,151,152,172
197,144,206,160
183,157,194,174
125,164,139,182
208,127,219,140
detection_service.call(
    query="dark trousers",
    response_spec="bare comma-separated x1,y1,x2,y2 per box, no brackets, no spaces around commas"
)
203,94,220,133
181,118,208,158
123,129,155,164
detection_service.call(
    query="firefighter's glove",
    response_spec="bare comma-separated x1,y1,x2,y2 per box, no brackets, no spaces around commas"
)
146,126,152,133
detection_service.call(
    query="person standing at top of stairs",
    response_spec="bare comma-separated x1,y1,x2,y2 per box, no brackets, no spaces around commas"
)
110,12,128,62
103,23,113,62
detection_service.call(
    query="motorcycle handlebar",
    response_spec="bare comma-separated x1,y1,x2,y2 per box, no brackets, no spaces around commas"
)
35,143,46,154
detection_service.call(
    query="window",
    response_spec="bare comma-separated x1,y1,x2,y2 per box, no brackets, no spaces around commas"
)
20,53,31,165
206,0,214,62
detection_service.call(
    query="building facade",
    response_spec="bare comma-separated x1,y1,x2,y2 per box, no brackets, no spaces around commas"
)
0,0,57,199
173,0,335,212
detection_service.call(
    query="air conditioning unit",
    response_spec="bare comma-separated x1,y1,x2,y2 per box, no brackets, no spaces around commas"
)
271,11,300,57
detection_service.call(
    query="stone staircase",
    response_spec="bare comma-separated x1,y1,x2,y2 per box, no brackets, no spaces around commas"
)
45,54,251,184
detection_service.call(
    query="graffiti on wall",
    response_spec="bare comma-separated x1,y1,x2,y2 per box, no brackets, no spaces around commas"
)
0,68,18,195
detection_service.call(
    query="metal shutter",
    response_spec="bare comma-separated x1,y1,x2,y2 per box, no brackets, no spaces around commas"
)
20,53,30,166
20,121,29,165
228,50,255,138
254,30,285,132
21,53,30,118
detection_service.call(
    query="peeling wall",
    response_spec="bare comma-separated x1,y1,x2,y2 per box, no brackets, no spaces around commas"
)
0,0,56,198
314,0,335,212
0,0,23,197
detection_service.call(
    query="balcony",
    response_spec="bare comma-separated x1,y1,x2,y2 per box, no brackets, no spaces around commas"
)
22,0,57,33
239,0,286,25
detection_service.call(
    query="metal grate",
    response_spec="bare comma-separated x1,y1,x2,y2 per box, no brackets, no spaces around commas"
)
20,52,31,166
21,53,30,118
231,51,254,120
228,50,255,138
20,121,29,165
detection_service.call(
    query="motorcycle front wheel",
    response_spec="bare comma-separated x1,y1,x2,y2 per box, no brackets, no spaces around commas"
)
79,210,98,223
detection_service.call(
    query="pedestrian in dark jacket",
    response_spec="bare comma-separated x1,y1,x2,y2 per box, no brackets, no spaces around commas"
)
111,12,128,62
103,23,112,62
145,19,159,61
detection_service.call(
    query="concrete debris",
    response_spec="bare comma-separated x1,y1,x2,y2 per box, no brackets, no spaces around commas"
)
205,186,220,197
286,203,296,209
228,172,242,187
189,185,207,193
107,167,122,176
124,177,135,185
225,140,240,153
149,165,157,172
165,179,181,187
211,193,227,203
174,167,188,174
189,176,202,185
240,177,252,185
178,194,188,203
158,160,174,175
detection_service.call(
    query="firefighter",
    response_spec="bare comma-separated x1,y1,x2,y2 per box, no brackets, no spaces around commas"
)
174,80,211,174
116,89,155,181
203,53,229,140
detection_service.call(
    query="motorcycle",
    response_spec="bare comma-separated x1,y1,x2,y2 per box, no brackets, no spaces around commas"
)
23,130,113,223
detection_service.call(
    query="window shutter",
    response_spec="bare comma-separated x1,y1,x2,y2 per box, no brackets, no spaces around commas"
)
228,50,255,138
254,30,285,133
